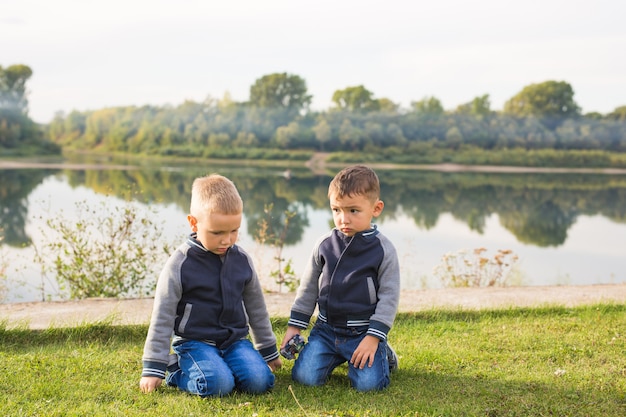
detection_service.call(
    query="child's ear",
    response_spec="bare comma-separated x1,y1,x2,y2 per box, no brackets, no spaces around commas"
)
373,199,384,217
187,214,198,231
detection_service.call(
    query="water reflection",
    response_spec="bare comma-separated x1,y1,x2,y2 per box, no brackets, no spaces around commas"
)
0,169,57,246
3,164,626,250
1,162,626,302
388,170,626,246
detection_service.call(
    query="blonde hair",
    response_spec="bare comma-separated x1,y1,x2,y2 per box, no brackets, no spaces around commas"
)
328,165,380,203
189,174,243,217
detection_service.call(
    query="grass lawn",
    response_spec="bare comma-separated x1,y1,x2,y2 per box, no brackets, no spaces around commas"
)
1,304,625,416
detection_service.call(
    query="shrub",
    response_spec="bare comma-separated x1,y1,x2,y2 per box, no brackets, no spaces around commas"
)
433,247,520,287
35,198,176,299
253,204,299,292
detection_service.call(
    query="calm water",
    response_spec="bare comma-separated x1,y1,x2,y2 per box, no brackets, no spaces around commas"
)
1,160,626,303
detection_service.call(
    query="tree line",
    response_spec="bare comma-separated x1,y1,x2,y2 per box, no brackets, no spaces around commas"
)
3,66,626,164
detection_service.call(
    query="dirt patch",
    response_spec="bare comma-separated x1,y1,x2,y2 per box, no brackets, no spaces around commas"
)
1,284,625,330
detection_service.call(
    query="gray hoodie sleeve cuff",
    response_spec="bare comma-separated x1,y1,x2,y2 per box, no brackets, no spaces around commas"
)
367,319,391,341
288,310,311,329
259,345,280,363
141,360,167,379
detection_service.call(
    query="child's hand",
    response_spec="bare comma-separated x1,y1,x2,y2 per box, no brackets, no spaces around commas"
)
139,376,163,393
267,357,282,372
350,335,380,369
280,326,301,350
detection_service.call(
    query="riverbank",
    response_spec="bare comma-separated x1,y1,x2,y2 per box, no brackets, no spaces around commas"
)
3,155,626,174
1,284,625,330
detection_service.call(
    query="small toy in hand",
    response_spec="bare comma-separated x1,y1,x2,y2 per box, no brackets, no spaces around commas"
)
280,334,306,359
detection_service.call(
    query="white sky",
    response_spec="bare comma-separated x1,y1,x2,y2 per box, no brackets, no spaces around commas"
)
2,0,625,123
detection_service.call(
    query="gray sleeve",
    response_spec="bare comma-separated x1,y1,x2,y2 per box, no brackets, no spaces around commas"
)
240,250,279,360
141,247,184,372
290,234,326,318
370,234,401,329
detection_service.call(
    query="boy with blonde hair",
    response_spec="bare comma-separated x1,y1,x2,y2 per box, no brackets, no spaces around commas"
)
140,174,281,397
281,165,400,391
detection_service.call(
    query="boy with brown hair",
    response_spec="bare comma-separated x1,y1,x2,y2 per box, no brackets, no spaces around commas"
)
281,165,400,391
140,174,281,397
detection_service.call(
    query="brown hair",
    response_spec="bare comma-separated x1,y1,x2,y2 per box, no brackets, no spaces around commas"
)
328,165,380,202
189,174,243,216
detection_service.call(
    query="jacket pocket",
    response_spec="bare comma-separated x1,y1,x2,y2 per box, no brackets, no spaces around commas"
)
178,303,193,333
366,277,377,304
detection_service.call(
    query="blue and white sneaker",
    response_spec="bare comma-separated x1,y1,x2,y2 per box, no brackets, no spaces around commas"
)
386,343,399,372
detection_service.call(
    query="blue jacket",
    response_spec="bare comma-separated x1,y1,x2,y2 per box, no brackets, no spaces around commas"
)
142,234,278,379
288,225,400,341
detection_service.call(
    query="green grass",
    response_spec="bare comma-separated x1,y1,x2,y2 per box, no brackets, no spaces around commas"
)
1,305,625,416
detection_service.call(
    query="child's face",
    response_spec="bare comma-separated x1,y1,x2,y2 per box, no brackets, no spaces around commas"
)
329,192,383,237
187,211,242,255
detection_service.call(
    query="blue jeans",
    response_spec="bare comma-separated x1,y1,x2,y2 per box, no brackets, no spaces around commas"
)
166,339,274,397
292,321,390,392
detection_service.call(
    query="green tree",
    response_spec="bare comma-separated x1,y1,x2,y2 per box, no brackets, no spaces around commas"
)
313,118,332,151
503,80,580,127
62,111,87,145
363,121,384,147
606,105,626,122
232,131,259,148
0,64,58,154
583,112,604,120
455,94,491,117
445,126,463,149
411,96,444,115
0,64,33,113
386,123,407,147
377,97,400,113
331,85,380,112
249,73,312,110
338,118,363,149
275,121,300,149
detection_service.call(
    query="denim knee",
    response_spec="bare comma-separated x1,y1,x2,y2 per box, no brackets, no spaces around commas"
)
176,368,235,397
223,339,275,394
351,372,389,392
200,372,236,397
348,354,390,392
292,362,325,386
238,368,275,394
292,352,329,386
